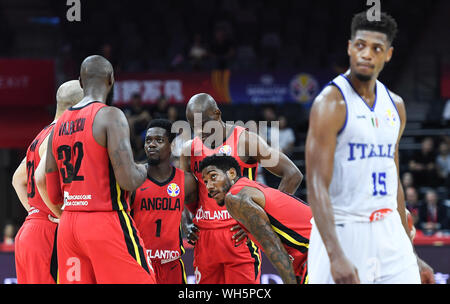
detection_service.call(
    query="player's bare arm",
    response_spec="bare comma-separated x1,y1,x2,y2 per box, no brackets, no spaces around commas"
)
43,129,65,216
390,91,435,283
94,106,147,191
179,140,199,245
12,156,30,211
305,86,360,284
35,136,62,219
238,130,303,194
224,189,296,284
179,139,193,172
184,171,198,208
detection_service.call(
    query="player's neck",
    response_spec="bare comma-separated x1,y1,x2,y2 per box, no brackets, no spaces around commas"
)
147,161,173,183
346,71,377,105
82,87,109,104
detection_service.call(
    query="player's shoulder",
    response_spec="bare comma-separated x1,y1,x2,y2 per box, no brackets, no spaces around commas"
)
94,105,128,129
96,104,125,118
310,83,346,119
384,87,405,106
314,83,346,106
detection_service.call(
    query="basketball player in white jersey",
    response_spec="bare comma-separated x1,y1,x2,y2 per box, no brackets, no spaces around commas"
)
305,11,435,284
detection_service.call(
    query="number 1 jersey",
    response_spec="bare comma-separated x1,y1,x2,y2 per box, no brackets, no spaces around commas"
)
129,167,185,263
52,101,129,212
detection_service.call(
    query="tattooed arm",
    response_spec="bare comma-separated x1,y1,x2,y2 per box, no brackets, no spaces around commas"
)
225,189,296,284
93,106,147,191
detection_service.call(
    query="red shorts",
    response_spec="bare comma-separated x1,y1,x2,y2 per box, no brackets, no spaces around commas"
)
193,227,261,284
57,211,156,284
15,216,58,284
152,258,187,284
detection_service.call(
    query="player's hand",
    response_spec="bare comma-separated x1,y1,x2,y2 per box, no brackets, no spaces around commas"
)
48,214,60,224
186,223,199,246
230,225,248,246
330,254,360,284
417,257,435,284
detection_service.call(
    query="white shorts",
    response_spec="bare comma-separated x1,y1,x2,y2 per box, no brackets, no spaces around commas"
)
308,211,420,284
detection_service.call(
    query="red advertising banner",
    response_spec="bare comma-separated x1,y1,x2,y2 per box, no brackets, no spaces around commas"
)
112,71,231,105
0,59,55,106
0,59,55,148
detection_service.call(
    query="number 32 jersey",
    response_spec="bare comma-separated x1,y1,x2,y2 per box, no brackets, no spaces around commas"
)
52,101,129,212
129,167,185,264
328,75,401,223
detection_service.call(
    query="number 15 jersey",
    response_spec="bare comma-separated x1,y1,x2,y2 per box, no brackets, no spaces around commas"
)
52,101,129,212
328,75,401,223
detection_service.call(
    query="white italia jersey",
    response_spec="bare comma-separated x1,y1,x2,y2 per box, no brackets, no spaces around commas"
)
328,74,401,223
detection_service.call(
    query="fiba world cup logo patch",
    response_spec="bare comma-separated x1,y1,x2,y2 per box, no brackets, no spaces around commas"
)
385,109,397,126
289,73,319,103
167,183,180,197
219,145,232,156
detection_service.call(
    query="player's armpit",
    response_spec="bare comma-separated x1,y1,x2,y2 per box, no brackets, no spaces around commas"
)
225,192,296,284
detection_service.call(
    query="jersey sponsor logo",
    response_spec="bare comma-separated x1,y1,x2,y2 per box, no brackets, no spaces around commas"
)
194,206,232,221
347,142,394,161
369,208,392,222
58,118,86,136
27,207,40,216
167,183,180,197
140,197,181,211
62,191,91,209
146,249,180,263
218,144,232,156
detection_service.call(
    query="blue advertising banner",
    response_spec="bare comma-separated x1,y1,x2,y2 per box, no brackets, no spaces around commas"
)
228,70,334,105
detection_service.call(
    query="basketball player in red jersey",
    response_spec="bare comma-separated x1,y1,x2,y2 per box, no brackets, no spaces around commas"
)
43,55,155,284
199,154,312,284
12,80,83,283
179,93,303,284
129,119,198,284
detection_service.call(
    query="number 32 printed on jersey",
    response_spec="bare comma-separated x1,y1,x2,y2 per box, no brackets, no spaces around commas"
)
57,142,84,183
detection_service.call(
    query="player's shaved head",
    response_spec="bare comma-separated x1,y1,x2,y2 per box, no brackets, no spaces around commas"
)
186,93,220,124
55,80,84,118
79,55,114,88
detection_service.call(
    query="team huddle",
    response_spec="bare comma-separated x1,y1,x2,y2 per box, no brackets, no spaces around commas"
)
12,12,435,284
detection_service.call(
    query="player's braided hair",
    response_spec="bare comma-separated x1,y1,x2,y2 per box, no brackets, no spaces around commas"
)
199,154,242,177
351,11,398,44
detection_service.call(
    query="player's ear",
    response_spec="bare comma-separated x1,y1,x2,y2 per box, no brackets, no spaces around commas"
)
226,168,237,181
214,108,221,120
78,76,83,89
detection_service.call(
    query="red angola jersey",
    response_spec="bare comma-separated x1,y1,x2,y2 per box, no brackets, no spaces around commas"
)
52,101,129,212
190,126,258,229
228,177,312,278
25,123,56,219
130,167,185,263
